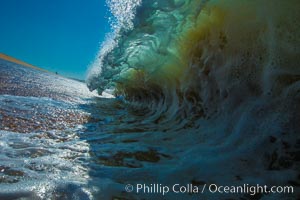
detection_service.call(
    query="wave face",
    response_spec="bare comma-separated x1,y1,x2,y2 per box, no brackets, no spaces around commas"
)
86,1,300,198
87,0,299,114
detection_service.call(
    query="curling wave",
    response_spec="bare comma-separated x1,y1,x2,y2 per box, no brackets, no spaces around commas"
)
86,2,300,198
87,0,299,120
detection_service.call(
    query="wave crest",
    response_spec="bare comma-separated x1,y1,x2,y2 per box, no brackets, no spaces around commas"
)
87,0,300,121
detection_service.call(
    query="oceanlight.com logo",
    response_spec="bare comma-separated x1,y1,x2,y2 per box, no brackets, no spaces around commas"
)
124,183,294,196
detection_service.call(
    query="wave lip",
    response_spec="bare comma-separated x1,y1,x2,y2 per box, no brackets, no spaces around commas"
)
86,0,142,93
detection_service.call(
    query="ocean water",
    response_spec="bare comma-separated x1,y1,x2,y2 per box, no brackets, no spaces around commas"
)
1,0,300,200
86,0,299,198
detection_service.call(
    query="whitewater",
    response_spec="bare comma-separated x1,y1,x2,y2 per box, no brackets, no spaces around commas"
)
1,0,300,199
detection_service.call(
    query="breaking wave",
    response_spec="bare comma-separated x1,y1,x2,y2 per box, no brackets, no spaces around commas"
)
1,1,299,199
85,2,300,197
87,0,299,108
87,0,299,117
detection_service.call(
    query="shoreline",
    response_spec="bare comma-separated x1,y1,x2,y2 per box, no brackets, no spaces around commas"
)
0,53,49,72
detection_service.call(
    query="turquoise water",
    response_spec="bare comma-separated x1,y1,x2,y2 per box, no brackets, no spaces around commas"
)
1,0,300,199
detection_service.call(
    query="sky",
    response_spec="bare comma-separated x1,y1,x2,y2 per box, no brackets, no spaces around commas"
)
0,0,110,80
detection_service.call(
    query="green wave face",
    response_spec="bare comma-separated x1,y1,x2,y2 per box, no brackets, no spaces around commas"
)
87,0,300,116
